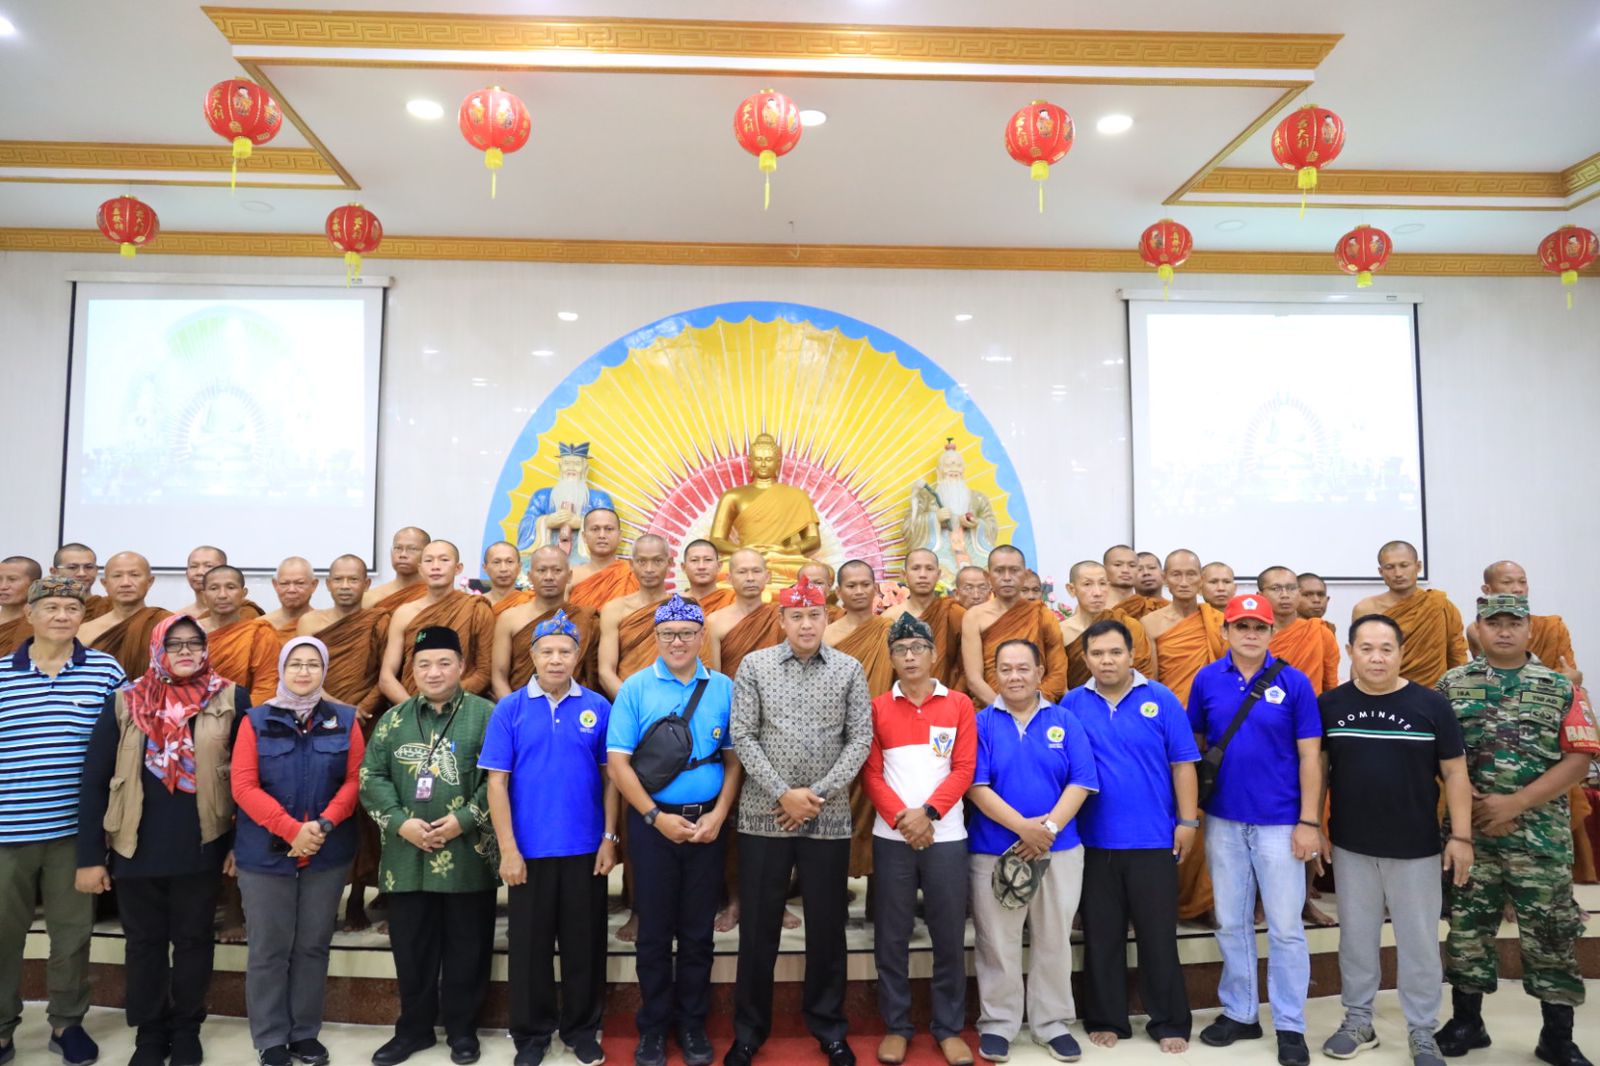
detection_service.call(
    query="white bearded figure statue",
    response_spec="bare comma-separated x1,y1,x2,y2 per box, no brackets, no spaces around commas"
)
901,439,999,586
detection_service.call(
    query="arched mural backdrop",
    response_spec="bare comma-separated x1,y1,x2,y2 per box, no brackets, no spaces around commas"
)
483,302,1036,583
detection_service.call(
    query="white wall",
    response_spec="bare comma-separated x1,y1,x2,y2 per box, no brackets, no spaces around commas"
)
3,249,1597,661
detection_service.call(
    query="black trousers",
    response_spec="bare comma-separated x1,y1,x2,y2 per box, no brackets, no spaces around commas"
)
507,855,607,1049
628,808,725,1037
116,870,222,1038
1079,847,1192,1041
733,833,850,1048
386,890,497,1043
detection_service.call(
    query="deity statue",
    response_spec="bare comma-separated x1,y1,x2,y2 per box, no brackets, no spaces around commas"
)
707,433,822,585
516,441,616,568
902,439,999,586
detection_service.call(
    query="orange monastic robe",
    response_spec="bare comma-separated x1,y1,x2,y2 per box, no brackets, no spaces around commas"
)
398,591,495,696
719,604,784,680
507,604,600,692
1154,605,1227,706
84,595,113,622
1116,594,1169,621
831,615,895,878
208,616,280,705
981,601,1069,703
0,617,32,657
312,608,391,723
617,603,665,682
371,583,427,613
1270,617,1341,695
90,607,171,679
1389,589,1467,688
1065,609,1154,690
269,619,301,648
921,597,967,694
490,589,534,618
568,561,640,611
693,587,737,616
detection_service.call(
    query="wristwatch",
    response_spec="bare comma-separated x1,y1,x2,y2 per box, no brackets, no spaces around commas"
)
643,807,661,827
923,804,941,822
1043,819,1060,836
1177,817,1201,829
602,832,621,844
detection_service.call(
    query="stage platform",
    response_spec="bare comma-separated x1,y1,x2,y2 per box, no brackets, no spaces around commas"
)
23,879,1600,1036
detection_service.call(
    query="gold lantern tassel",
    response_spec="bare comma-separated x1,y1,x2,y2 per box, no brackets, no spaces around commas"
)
344,251,361,287
1562,269,1577,310
1031,161,1049,213
231,136,253,192
1159,263,1174,299
485,147,504,199
759,149,777,210
120,243,136,258
1296,165,1318,218
1356,270,1373,288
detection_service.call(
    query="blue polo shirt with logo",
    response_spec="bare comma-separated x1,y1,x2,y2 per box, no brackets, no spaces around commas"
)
479,679,612,859
607,658,734,805
1064,674,1200,850
969,698,1099,855
1187,652,1321,825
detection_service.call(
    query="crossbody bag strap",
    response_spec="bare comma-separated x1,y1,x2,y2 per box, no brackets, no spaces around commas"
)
1213,658,1291,756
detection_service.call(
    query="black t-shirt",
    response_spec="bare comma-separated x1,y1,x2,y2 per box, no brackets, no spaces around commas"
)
1320,680,1465,859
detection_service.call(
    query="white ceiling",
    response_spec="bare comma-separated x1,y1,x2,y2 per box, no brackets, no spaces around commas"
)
0,0,1597,253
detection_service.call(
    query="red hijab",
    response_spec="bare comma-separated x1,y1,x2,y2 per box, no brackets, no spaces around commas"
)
124,614,228,793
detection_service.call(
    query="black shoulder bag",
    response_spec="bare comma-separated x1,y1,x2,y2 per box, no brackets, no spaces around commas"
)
1196,659,1290,806
630,678,721,795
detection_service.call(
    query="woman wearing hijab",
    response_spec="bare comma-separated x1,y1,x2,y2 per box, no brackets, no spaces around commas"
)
231,635,366,1066
74,614,249,1066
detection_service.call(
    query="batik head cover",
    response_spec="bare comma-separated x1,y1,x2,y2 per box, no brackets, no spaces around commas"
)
531,608,581,646
778,574,826,609
887,610,934,647
653,593,704,627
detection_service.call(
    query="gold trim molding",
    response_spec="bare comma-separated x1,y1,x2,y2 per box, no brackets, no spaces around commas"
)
1192,167,1568,198
3,228,1588,278
0,140,334,175
205,8,1341,70
1562,150,1600,196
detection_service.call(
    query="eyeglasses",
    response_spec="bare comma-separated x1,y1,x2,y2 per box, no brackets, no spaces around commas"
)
656,629,701,644
1261,584,1299,594
164,640,205,653
891,642,933,657
284,661,323,673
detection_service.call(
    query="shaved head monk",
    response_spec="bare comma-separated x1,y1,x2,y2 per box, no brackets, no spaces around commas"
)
177,544,227,618
961,545,1068,705
1136,553,1168,599
597,534,676,698
200,565,279,705
0,555,42,655
1258,566,1340,695
825,560,896,883
799,560,840,619
954,566,991,609
682,538,736,616
1020,569,1044,603
379,540,495,702
1296,573,1334,634
1059,561,1155,689
75,551,170,677
706,549,783,678
490,546,599,699
1349,541,1466,687
261,556,318,646
1199,562,1237,612
882,548,966,692
52,543,110,620
1103,544,1141,614
364,526,430,610
568,509,640,610
482,540,532,618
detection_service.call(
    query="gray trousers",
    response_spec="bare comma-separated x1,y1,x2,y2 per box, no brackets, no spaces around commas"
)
0,838,93,1042
873,836,969,1040
971,845,1084,1042
237,865,351,1049
1332,846,1443,1036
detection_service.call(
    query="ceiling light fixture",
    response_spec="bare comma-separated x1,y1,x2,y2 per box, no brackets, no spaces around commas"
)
1095,114,1133,135
953,313,974,322
556,311,579,322
406,98,444,121
238,199,274,213
799,109,827,127
1393,222,1426,235
530,349,554,357
1215,219,1247,231
0,15,16,37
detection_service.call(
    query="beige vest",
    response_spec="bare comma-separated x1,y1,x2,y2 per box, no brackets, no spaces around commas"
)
103,686,237,859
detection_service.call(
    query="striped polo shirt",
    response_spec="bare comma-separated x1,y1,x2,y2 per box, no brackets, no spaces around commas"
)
0,639,126,844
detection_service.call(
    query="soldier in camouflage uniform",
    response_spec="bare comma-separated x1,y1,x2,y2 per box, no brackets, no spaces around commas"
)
1434,594,1600,1066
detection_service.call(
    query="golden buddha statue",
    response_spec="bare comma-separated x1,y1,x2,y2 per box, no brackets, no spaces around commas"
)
708,433,822,586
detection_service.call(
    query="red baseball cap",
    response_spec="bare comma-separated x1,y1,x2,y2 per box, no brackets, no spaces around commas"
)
1224,592,1275,625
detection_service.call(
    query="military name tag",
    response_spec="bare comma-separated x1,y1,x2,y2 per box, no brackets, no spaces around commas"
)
415,770,435,802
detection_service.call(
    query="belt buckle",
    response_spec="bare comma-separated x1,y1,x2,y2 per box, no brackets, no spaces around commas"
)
681,803,704,822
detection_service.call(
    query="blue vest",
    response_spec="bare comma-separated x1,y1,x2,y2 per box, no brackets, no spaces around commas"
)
234,699,360,876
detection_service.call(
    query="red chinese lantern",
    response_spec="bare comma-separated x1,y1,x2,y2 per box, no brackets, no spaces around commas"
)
1334,225,1391,288
733,89,802,210
1538,226,1598,309
1005,100,1074,213
96,196,159,257
203,79,283,190
1139,219,1194,295
1270,103,1345,216
458,86,531,199
325,203,383,285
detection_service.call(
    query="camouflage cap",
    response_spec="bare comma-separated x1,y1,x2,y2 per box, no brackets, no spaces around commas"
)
27,576,86,605
1476,593,1530,620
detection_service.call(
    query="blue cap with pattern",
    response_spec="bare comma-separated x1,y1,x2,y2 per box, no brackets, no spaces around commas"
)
653,593,704,627
531,609,581,646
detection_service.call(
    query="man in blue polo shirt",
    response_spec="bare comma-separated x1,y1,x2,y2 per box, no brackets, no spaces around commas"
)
1063,617,1199,1055
967,638,1098,1064
1187,593,1323,1066
606,594,741,1066
483,610,618,1066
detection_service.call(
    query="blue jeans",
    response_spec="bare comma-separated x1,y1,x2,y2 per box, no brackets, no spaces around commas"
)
1205,815,1309,1033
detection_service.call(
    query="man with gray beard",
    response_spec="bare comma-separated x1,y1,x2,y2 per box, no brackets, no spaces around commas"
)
516,441,616,567
903,441,999,588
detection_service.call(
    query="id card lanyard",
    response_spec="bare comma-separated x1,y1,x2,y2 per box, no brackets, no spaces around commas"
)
414,696,461,803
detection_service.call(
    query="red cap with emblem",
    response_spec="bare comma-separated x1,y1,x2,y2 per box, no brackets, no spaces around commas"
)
1224,592,1275,626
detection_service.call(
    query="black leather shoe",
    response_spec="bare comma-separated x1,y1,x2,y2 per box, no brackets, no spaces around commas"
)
1200,1017,1264,1047
1435,1017,1491,1057
449,1038,482,1065
678,1029,715,1066
171,1030,205,1066
821,1040,856,1066
723,1043,757,1066
371,1034,436,1066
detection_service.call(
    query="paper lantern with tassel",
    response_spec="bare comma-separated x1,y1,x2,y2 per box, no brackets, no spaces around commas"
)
733,89,802,210
1270,104,1345,216
325,204,383,285
1334,224,1391,287
459,86,531,199
203,79,283,190
1138,219,1193,296
96,196,159,257
1538,226,1598,309
1005,101,1074,213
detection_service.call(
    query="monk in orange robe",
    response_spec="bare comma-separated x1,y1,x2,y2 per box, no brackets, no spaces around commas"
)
1059,561,1155,689
568,508,640,610
597,535,675,697
961,546,1068,705
1350,541,1466,688
200,565,279,704
482,540,534,618
76,552,169,679
380,540,496,700
1257,566,1341,695
883,548,967,692
0,556,40,655
50,543,108,621
260,556,319,647
826,561,896,878
364,526,430,612
493,546,599,696
680,537,735,617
